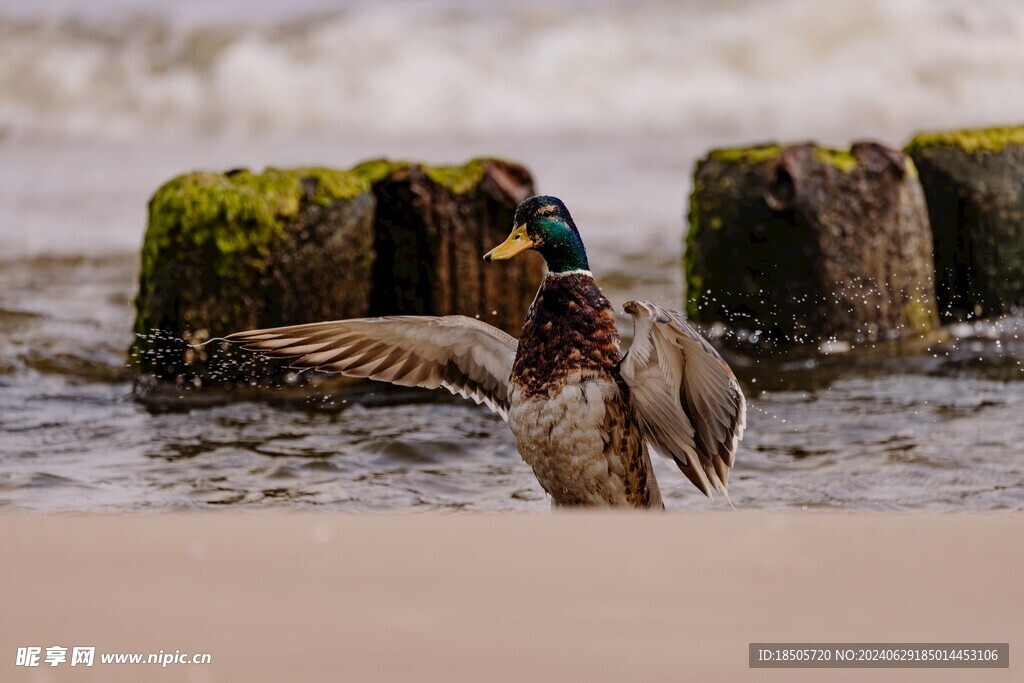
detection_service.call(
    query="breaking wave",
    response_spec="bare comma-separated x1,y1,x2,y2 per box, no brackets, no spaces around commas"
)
3,0,1024,142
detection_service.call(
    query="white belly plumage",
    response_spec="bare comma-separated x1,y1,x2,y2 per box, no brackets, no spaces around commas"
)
507,376,630,506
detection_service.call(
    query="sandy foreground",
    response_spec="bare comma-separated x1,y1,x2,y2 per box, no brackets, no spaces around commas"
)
1,512,1020,682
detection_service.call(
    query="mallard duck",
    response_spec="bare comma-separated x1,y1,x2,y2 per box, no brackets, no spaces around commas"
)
226,196,745,509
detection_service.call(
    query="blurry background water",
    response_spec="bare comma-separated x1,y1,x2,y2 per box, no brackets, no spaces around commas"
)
1,0,1022,511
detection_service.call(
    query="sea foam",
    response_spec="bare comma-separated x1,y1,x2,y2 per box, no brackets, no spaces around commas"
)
2,0,1024,143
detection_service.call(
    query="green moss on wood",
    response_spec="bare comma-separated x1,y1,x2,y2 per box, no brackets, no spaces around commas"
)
424,160,489,194
300,166,375,204
350,159,405,185
143,167,369,269
706,145,783,165
706,143,860,173
812,146,858,173
905,124,1024,156
351,158,493,195
134,167,372,339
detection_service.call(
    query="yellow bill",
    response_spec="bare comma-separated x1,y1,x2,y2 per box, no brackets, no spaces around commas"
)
483,224,534,261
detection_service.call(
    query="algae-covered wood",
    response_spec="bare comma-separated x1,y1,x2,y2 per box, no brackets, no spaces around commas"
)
906,124,1024,320
686,142,938,350
131,167,376,389
131,159,540,392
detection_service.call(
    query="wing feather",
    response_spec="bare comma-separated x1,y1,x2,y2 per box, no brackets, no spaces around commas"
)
224,316,518,420
620,300,746,500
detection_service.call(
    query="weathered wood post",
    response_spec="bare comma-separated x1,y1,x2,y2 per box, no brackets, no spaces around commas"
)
686,142,938,350
353,159,541,334
906,125,1024,320
131,167,377,391
130,159,540,393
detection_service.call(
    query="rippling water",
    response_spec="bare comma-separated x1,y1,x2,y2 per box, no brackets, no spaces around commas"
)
1,248,1022,512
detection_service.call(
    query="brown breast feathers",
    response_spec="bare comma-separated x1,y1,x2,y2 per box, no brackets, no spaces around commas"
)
511,272,622,397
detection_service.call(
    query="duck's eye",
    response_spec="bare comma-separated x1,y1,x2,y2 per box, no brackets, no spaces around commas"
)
514,234,520,240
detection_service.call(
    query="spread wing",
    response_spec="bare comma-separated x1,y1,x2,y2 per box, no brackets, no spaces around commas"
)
619,300,746,500
224,316,519,420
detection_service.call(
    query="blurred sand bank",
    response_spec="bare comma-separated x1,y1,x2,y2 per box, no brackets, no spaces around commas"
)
2,512,1020,681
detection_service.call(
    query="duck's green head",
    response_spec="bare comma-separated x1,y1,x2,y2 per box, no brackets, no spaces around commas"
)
484,195,589,273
